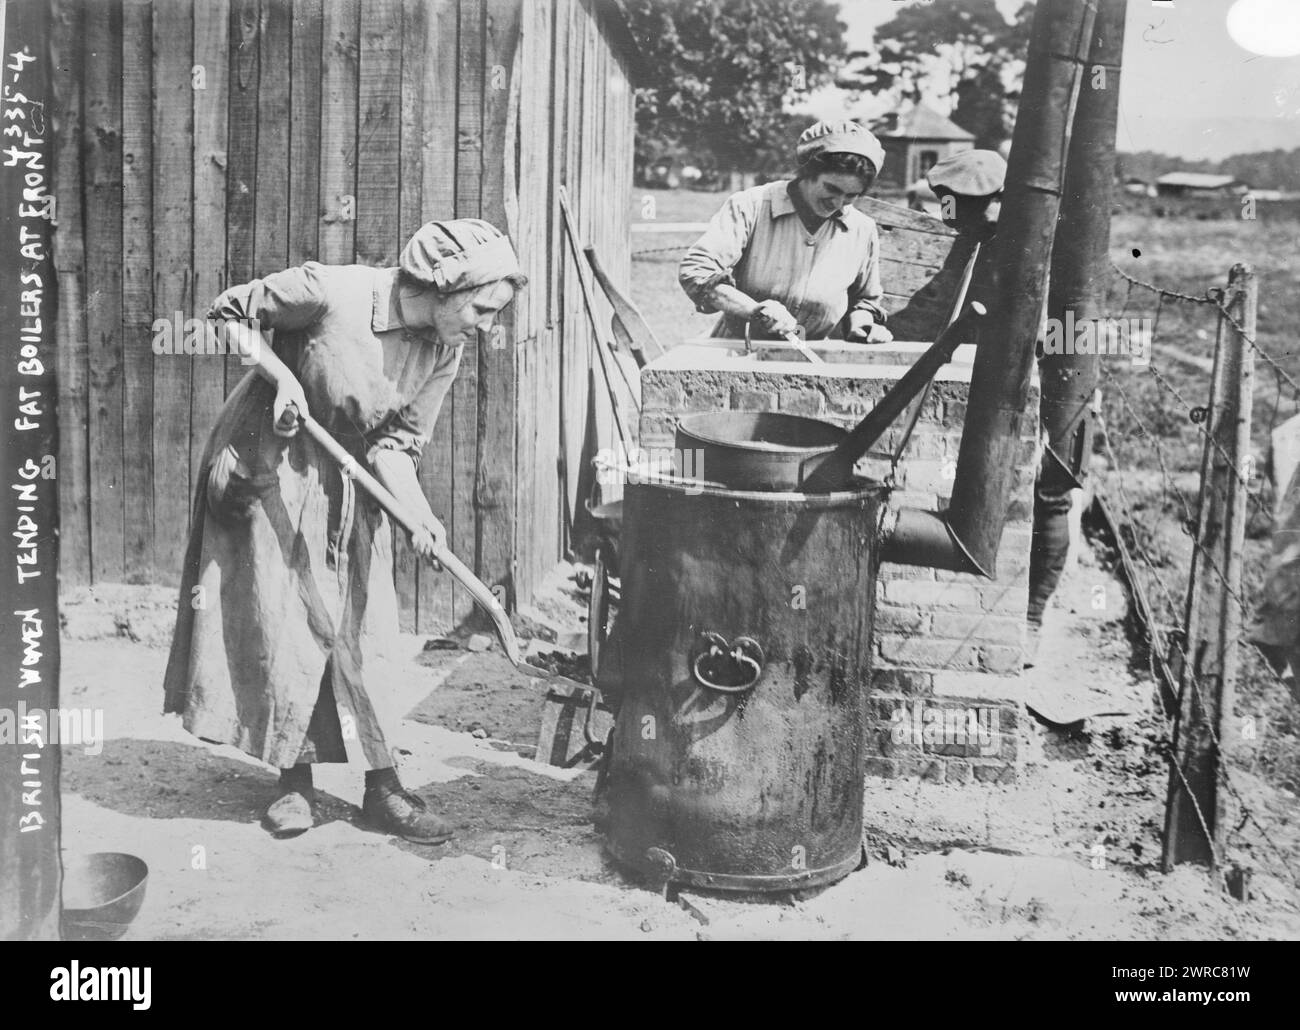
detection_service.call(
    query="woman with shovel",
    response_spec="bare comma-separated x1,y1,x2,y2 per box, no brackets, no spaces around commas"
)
163,219,525,843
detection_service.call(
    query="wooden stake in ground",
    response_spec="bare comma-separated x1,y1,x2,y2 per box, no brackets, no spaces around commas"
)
1164,263,1257,871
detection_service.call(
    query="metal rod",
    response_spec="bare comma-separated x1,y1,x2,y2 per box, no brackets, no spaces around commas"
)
799,303,985,494
892,241,982,464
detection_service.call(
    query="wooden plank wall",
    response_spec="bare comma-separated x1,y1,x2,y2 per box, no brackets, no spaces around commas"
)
508,0,635,608
51,0,90,584
415,0,458,630
52,0,635,634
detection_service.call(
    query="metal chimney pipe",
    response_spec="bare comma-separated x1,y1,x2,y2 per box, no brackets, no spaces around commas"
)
1050,0,1125,341
1031,0,1127,608
882,0,1101,575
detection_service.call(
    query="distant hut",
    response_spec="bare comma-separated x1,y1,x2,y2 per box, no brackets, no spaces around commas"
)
1154,172,1251,198
872,104,975,190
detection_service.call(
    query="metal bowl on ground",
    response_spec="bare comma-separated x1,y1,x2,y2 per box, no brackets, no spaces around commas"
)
62,852,149,940
674,411,847,492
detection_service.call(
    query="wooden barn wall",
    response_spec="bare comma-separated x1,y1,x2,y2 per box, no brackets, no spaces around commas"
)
509,0,634,611
49,0,635,633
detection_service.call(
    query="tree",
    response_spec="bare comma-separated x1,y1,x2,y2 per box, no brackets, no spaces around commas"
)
843,0,1034,148
1119,147,1300,192
621,0,848,179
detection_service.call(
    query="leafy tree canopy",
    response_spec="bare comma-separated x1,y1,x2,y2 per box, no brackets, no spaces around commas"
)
843,0,1034,149
621,0,848,174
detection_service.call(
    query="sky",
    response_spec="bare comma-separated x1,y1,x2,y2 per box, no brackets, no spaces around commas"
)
832,0,1300,160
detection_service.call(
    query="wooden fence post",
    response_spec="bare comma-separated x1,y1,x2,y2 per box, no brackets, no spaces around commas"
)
1163,264,1256,871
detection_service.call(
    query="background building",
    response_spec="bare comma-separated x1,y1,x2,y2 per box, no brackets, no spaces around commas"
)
873,104,975,191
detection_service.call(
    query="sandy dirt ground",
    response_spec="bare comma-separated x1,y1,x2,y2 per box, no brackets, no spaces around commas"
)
55,549,1300,941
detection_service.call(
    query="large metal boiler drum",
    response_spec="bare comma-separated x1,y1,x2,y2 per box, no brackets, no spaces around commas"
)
600,475,886,891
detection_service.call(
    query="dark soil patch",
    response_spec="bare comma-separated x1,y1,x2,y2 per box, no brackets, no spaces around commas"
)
401,761,619,883
408,651,549,755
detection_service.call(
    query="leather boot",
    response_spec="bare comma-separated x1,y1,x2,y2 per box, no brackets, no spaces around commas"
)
361,768,453,845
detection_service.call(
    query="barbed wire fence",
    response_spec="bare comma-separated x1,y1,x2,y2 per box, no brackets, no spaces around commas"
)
1096,260,1300,904
632,243,691,259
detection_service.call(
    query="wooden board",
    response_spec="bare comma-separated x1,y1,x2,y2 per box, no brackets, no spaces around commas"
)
534,679,614,769
477,0,520,612
879,257,953,298
589,20,611,488
254,0,291,280
393,0,427,632
354,0,403,626
511,0,546,608
546,0,565,331
152,0,196,579
355,0,402,267
572,5,600,521
859,195,956,238
50,0,91,586
451,0,484,624
191,0,232,530
415,0,459,632
534,0,558,591
1271,412,1300,517
542,0,566,574
224,0,259,393
82,0,126,582
882,233,979,343
559,0,583,544
877,229,959,268
121,0,154,579
318,0,359,264
289,0,323,265
551,0,571,562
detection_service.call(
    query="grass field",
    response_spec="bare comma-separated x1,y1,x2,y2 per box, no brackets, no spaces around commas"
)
627,187,727,346
1099,210,1300,800
628,189,1300,798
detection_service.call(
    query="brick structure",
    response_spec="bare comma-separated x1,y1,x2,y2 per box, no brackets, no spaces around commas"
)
637,340,1041,781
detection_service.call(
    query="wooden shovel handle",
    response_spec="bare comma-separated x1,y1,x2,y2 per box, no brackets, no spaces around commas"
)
256,369,527,669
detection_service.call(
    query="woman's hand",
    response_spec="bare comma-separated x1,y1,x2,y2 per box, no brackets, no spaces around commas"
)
371,449,447,571
752,299,799,336
410,517,447,571
272,378,310,437
227,316,310,435
847,312,894,345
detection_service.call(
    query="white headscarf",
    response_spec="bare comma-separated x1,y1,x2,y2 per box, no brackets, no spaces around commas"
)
399,218,526,292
